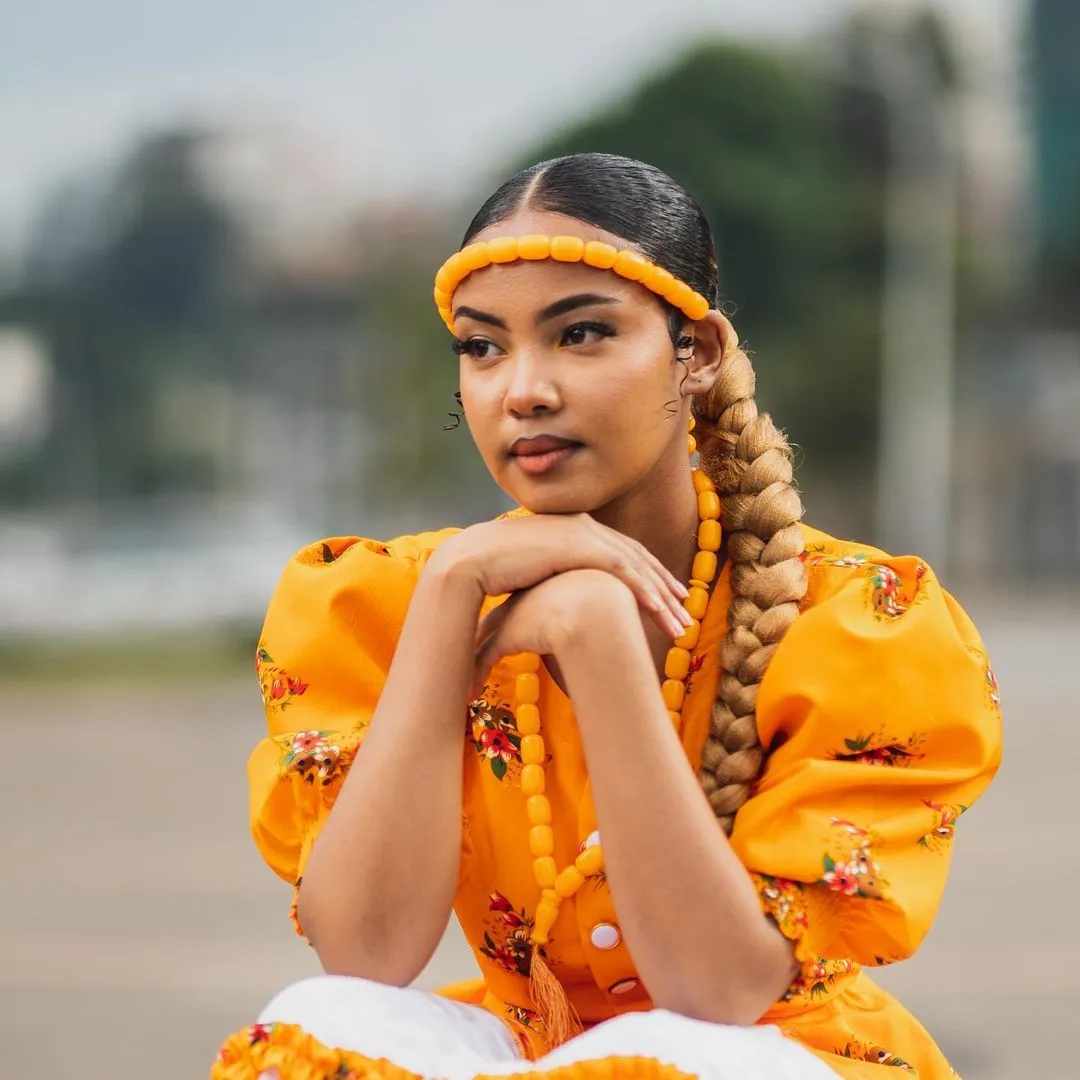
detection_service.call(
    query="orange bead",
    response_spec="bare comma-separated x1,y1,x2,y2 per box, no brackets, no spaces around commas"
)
697,491,721,521
698,519,722,552
517,235,551,260
673,618,700,650
575,844,604,876
612,250,650,282
645,266,675,296
521,764,545,795
664,647,691,680
529,825,555,856
688,416,696,432
533,856,557,888
550,236,585,262
687,435,697,456
554,865,586,898
667,280,696,314
685,586,709,620
692,550,718,584
661,678,686,711
515,703,540,735
527,794,552,826
520,734,545,766
458,242,492,272
685,293,710,321
508,652,541,673
583,240,618,269
691,469,715,494
434,252,464,293
541,888,558,906
516,673,540,704
487,237,518,263
532,899,560,943
668,709,683,727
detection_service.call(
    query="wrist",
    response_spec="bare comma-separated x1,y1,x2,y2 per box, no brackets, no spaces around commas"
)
418,546,486,613
549,572,643,657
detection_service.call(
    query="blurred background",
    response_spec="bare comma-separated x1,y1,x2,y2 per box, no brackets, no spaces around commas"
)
2,0,1077,1077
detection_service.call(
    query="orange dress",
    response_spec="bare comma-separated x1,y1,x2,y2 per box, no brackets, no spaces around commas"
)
219,522,1001,1079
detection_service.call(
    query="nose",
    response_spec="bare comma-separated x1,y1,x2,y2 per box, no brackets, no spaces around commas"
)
503,352,562,419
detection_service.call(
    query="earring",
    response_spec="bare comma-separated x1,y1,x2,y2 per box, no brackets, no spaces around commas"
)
443,392,464,431
688,415,697,457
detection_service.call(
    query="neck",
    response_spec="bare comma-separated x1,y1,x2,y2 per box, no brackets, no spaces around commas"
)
589,452,701,587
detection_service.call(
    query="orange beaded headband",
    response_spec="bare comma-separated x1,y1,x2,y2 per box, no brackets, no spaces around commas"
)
434,234,711,332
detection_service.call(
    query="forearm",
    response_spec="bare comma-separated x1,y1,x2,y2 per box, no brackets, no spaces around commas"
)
299,561,482,984
558,613,796,1024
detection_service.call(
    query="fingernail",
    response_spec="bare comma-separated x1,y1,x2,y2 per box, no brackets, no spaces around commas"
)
675,581,690,598
678,607,694,627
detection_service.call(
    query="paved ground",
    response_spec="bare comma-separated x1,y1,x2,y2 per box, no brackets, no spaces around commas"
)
3,590,1077,1079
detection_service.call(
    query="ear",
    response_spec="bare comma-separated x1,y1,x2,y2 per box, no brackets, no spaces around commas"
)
679,311,735,398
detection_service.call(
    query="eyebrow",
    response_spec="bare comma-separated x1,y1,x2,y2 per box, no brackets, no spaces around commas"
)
453,293,619,331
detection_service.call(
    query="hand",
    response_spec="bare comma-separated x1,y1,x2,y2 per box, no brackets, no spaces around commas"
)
471,569,638,693
428,513,692,641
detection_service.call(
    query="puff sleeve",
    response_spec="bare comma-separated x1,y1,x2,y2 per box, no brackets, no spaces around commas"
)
729,546,1002,974
248,530,457,914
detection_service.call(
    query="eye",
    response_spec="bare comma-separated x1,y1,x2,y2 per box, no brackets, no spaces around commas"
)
452,337,504,361
560,321,616,347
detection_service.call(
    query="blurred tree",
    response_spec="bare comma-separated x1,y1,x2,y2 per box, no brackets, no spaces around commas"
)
498,41,887,490
0,128,236,504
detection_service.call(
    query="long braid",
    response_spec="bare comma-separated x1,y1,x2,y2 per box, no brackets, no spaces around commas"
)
692,336,808,835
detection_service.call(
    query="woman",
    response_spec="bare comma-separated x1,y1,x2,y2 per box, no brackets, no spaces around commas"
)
215,154,1001,1080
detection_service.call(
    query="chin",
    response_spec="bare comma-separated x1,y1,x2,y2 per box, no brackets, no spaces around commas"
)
500,475,603,516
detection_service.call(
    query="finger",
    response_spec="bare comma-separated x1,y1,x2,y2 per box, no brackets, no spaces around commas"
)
591,533,692,638
585,519,689,605
474,595,516,650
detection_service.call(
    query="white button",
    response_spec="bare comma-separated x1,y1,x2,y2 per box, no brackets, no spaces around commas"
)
590,923,621,950
581,830,601,850
608,978,639,995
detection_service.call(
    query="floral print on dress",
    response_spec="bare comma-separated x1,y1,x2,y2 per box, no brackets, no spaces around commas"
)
918,799,968,852
480,892,534,977
986,663,1001,708
819,818,888,900
754,874,809,946
683,654,706,698
273,729,364,786
787,957,858,1003
830,730,925,768
468,692,524,782
836,1039,913,1070
802,548,929,621
256,643,309,713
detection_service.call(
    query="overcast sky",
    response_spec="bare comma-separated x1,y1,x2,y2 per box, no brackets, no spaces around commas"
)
2,0,1018,259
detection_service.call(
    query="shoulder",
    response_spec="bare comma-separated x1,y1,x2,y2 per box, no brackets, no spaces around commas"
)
798,524,937,621
272,525,463,599
759,524,995,715
262,525,463,653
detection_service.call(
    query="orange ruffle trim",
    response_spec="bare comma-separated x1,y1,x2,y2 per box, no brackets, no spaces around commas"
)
212,1022,697,1080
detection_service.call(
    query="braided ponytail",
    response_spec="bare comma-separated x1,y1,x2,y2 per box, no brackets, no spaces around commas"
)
693,341,807,834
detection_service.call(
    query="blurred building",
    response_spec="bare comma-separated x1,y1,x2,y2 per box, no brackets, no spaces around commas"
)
1031,0,1080,265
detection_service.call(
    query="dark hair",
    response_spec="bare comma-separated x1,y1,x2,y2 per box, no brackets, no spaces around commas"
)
461,153,809,837
461,153,720,340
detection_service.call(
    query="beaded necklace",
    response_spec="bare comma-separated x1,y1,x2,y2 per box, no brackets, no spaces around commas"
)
509,454,721,1042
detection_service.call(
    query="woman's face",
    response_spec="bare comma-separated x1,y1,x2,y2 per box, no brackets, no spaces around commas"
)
452,209,698,514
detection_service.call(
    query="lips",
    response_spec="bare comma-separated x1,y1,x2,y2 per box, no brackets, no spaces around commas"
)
510,435,582,457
